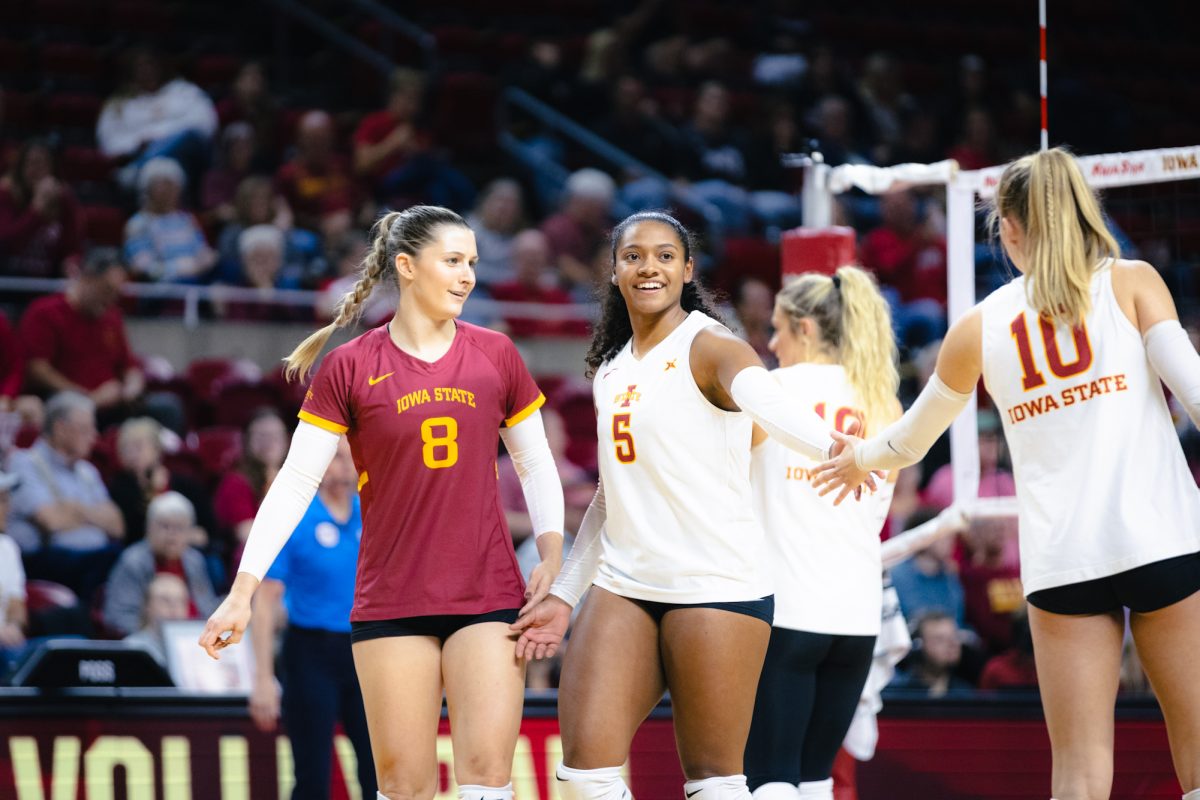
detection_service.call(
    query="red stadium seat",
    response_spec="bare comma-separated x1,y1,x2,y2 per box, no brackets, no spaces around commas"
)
24,580,80,615
194,426,243,478
80,204,125,246
212,381,284,429
60,146,113,183
185,358,239,402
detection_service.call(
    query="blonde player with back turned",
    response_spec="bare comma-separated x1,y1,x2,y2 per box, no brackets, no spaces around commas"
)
813,148,1200,800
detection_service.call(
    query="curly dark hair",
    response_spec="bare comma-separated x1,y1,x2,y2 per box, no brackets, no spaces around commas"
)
584,211,724,377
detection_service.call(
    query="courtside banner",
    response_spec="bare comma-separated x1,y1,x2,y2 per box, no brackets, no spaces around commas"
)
963,145,1200,196
0,694,1178,799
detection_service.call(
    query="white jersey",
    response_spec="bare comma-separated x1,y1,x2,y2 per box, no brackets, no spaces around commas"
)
592,311,771,603
751,364,894,635
979,265,1200,594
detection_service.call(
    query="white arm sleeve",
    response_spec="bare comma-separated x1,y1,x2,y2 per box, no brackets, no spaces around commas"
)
549,480,605,608
1145,319,1200,429
880,507,968,570
730,366,835,461
854,374,973,471
498,410,565,539
237,421,341,580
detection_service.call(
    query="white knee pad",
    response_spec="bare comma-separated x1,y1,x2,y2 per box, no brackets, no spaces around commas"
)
683,774,751,800
797,779,833,799
1182,790,1200,800
556,764,632,800
750,781,800,800
459,783,514,800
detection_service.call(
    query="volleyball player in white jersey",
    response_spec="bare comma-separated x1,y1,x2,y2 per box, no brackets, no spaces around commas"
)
744,266,901,800
813,148,1200,800
512,211,845,800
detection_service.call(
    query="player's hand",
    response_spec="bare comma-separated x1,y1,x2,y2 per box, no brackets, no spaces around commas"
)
522,553,562,617
198,595,252,660
811,430,875,505
248,675,281,732
510,595,571,661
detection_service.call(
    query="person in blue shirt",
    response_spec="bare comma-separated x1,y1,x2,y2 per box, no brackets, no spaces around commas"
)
248,437,376,799
887,507,966,627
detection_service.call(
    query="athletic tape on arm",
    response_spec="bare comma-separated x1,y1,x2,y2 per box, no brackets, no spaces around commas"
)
237,421,341,580
549,481,605,608
498,409,565,539
730,366,834,461
855,374,972,471
1145,319,1200,429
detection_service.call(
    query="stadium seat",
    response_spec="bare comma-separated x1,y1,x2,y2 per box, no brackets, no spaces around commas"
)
212,381,284,429
24,580,80,615
60,146,113,183
193,426,243,478
80,204,125,246
185,358,240,402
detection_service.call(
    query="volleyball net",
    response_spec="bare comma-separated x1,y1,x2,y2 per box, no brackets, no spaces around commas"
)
800,144,1200,524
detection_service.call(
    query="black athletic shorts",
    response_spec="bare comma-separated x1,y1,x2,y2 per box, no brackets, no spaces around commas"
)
1026,550,1200,615
630,595,775,626
350,608,521,644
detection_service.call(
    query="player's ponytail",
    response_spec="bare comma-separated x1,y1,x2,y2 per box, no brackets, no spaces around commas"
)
283,205,469,382
993,147,1119,327
776,266,899,433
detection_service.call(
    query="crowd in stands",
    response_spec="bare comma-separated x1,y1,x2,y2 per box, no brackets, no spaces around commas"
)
2,0,1198,694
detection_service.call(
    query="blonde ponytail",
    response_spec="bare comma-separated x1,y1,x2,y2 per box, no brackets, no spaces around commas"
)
282,211,401,382
994,147,1120,327
775,266,899,434
833,266,900,431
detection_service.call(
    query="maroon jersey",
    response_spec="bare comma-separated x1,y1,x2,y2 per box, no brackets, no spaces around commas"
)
299,322,544,621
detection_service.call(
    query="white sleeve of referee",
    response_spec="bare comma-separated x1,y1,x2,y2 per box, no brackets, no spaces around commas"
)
237,421,341,581
730,366,835,461
854,374,973,472
498,409,565,539
549,480,605,608
1145,319,1200,430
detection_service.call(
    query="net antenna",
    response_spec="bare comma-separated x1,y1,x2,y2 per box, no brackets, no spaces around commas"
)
1040,0,1049,150
801,145,1200,515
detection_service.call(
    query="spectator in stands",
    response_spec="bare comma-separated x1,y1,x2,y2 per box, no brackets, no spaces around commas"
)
201,122,257,228
108,417,216,547
215,61,280,172
888,507,966,626
215,176,322,289
922,410,1016,523
214,408,287,549
275,110,358,240
317,230,396,327
959,515,1023,654
728,277,776,367
890,108,944,167
890,611,974,697
674,81,756,233
353,68,474,212
0,470,28,675
19,248,144,419
6,391,124,602
856,53,917,165
490,230,588,338
124,572,192,667
0,137,83,278
103,491,218,637
978,609,1039,690
124,158,217,283
593,75,680,177
466,178,526,289
806,95,872,168
215,226,314,322
947,107,1001,171
0,312,42,423
97,46,217,190
541,168,615,294
859,189,948,348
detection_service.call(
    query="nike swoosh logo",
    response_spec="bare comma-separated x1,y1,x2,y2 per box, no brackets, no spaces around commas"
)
368,372,394,386
685,790,702,798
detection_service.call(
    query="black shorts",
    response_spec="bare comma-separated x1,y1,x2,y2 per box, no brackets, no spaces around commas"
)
1027,551,1200,615
630,595,775,626
349,608,521,645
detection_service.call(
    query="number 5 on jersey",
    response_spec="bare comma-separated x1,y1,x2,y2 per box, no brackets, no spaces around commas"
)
613,413,636,463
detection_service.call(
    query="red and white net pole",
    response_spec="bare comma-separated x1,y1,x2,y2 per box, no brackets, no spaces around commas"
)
1040,0,1048,150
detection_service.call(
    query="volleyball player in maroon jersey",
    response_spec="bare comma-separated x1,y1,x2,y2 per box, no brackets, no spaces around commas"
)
200,206,566,800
